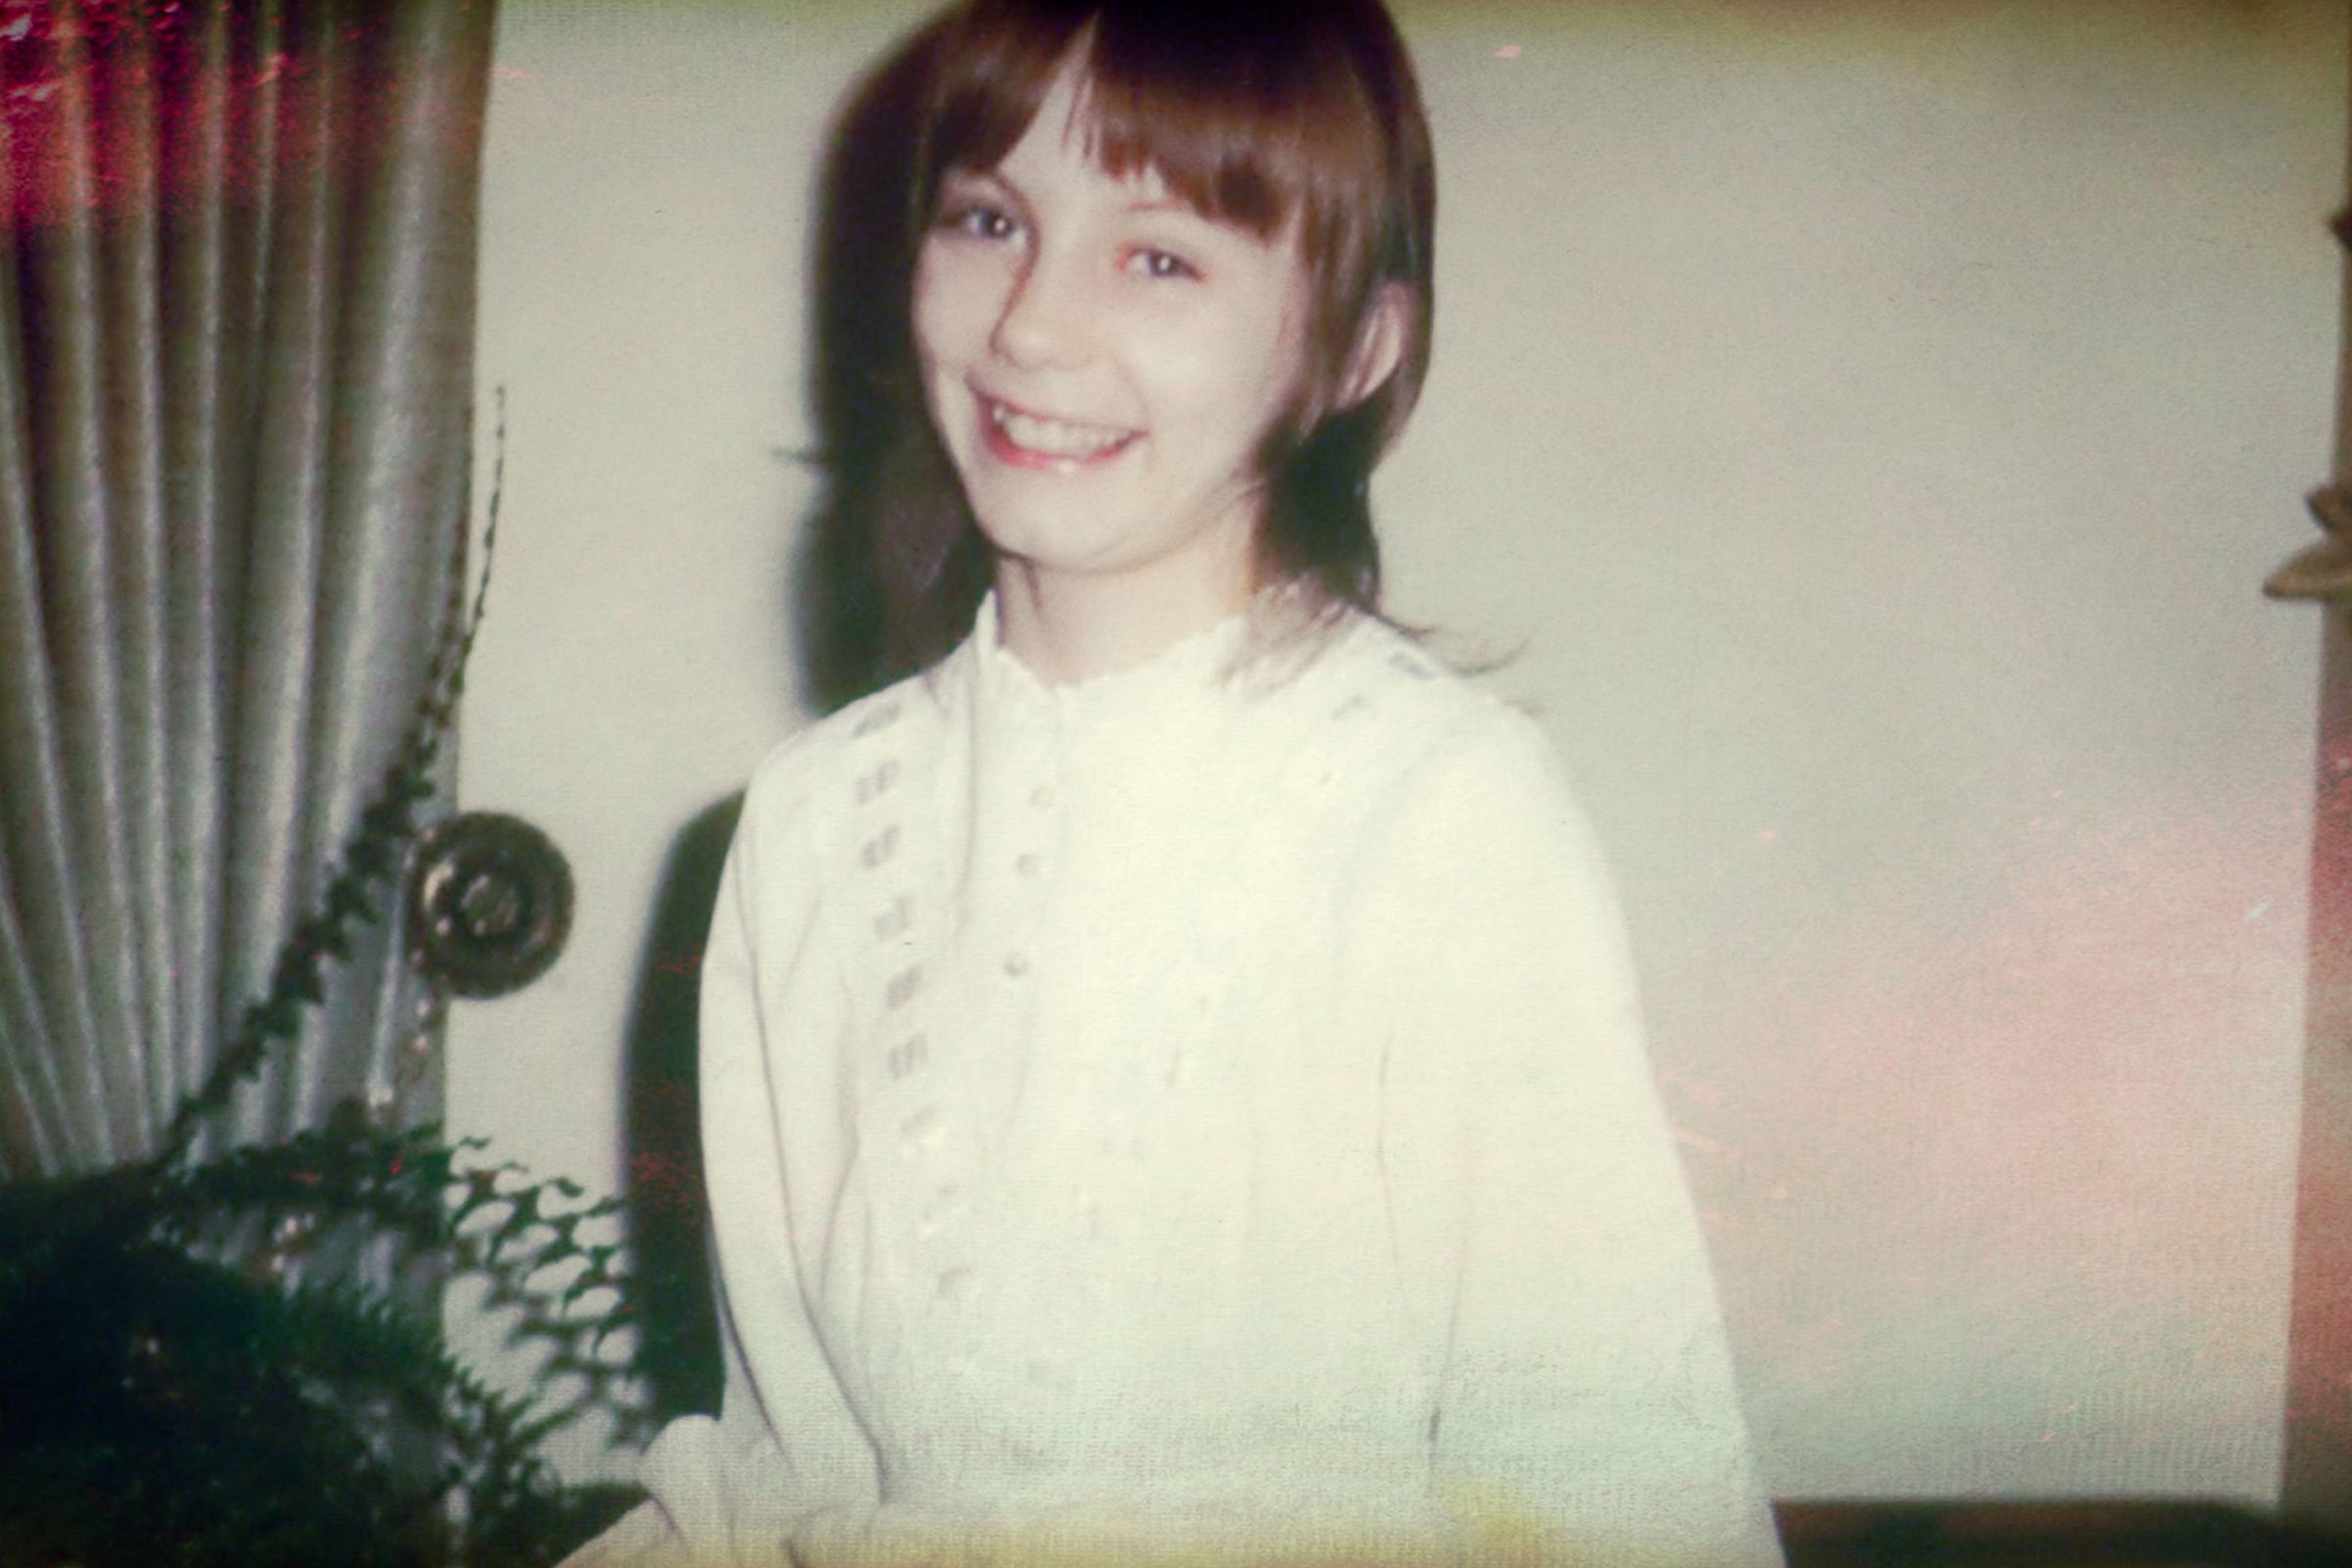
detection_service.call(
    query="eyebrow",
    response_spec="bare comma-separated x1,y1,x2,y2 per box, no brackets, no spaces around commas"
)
1122,194,1204,219
942,164,1213,224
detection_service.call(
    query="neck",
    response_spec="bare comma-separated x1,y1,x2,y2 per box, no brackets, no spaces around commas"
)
992,545,1257,686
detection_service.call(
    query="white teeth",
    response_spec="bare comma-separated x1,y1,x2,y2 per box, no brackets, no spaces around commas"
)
990,401,1131,459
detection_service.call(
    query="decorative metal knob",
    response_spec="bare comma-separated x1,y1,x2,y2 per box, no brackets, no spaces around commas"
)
408,811,574,999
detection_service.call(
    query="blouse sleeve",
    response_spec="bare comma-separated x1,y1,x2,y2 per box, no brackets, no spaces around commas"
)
561,747,882,1568
1364,711,1784,1568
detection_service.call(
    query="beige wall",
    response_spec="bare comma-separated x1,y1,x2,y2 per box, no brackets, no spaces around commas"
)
457,0,2345,1498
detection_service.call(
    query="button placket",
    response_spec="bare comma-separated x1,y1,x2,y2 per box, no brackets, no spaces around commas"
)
858,822,901,870
845,713,983,1324
916,1181,965,1238
886,1033,929,1081
1001,752,1063,984
851,700,903,738
853,736,926,1083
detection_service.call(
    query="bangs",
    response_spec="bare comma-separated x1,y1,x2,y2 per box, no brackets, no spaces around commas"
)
872,0,1437,672
919,1,1389,256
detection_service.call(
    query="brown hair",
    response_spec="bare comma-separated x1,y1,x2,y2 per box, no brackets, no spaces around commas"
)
869,0,1437,676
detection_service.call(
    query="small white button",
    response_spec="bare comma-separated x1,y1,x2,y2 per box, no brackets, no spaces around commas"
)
1014,852,1042,878
918,1184,961,1237
937,1264,974,1299
1004,952,1030,979
1028,784,1055,810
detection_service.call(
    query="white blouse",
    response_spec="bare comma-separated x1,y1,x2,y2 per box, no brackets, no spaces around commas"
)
569,601,1784,1567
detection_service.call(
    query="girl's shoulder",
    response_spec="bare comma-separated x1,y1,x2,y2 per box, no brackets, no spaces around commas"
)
733,659,967,843
1287,612,1563,797
1301,617,1618,906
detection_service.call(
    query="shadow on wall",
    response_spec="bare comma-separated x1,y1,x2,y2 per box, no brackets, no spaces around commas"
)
619,12,952,1419
790,12,945,718
619,792,740,1423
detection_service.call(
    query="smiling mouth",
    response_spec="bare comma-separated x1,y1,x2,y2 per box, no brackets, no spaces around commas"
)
983,397,1139,465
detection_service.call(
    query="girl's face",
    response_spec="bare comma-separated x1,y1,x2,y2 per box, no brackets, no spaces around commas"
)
911,66,1313,619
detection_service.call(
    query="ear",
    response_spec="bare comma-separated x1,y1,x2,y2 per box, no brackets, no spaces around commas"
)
1337,282,1413,410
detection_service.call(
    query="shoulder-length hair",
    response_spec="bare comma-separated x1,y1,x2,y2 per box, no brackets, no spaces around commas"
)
864,0,1437,677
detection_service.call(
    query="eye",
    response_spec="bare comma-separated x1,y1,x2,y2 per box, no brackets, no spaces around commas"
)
939,201,1020,243
1127,248,1200,281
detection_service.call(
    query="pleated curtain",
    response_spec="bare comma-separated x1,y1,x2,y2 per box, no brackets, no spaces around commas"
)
0,0,495,1180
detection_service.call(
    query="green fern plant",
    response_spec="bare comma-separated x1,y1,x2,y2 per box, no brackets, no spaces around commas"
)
0,410,656,1568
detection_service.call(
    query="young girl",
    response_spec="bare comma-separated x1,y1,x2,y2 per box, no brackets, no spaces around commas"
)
574,1,1782,1562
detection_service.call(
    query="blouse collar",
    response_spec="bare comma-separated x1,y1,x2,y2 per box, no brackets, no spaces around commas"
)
945,589,1362,761
968,591,1258,727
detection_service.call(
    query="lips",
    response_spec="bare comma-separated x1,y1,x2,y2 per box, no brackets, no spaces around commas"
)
980,394,1139,467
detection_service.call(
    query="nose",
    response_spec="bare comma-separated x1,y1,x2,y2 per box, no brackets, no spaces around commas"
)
990,248,1092,370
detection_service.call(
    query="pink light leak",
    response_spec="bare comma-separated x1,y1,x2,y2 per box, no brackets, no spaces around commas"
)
1665,774,2311,1479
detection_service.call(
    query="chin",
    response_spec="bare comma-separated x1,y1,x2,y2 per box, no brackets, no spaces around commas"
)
974,514,1124,574
965,478,1129,553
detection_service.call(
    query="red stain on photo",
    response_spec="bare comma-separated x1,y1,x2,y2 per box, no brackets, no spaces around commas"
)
1,0,485,228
